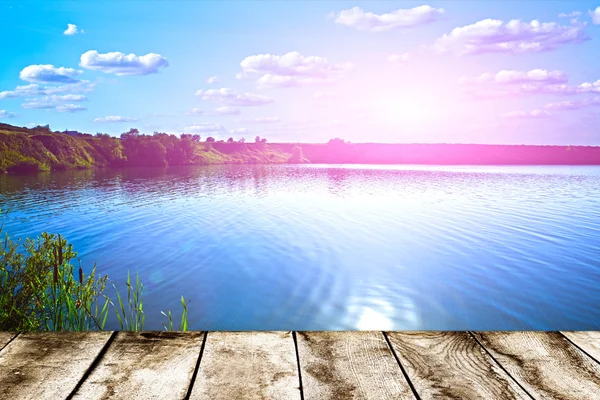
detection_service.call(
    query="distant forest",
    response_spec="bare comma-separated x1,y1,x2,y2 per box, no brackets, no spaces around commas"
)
1,123,599,173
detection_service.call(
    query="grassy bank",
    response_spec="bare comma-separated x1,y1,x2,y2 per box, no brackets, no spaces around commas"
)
2,123,600,171
0,215,188,332
0,123,297,173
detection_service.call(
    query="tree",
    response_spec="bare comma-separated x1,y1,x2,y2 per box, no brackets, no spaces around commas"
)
328,138,345,145
260,138,267,144
255,136,261,143
227,137,234,143
206,137,215,143
288,145,304,163
121,128,139,140
192,134,201,142
239,137,246,143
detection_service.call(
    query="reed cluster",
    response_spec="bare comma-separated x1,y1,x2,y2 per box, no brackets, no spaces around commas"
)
0,211,188,332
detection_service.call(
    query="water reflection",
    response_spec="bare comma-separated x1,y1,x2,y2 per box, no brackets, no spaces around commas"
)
1,164,600,330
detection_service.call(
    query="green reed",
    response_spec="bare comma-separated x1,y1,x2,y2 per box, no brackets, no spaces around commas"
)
1,211,189,332
111,271,145,331
161,296,189,332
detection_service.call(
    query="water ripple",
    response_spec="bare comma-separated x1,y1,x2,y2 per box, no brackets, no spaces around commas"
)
1,164,600,330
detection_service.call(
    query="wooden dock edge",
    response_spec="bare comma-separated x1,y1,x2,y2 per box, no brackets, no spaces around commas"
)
0,331,599,399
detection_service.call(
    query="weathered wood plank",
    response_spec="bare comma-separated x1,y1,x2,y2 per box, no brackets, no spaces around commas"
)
72,331,205,400
387,331,529,400
0,332,112,400
561,331,600,363
474,331,600,399
189,331,300,400
296,331,414,400
0,332,17,351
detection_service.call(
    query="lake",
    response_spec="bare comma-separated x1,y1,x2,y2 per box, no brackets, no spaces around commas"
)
1,164,599,330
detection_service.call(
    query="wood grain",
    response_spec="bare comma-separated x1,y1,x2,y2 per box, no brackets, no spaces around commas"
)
0,332,112,400
189,331,300,400
474,331,600,399
72,331,205,400
296,331,414,400
561,331,600,363
387,331,529,400
0,332,17,351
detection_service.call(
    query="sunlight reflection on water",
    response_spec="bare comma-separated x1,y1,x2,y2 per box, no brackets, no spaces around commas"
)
1,164,600,330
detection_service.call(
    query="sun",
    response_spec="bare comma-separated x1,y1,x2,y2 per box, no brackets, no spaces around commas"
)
371,93,438,126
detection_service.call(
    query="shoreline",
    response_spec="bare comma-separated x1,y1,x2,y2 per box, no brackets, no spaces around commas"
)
2,123,600,173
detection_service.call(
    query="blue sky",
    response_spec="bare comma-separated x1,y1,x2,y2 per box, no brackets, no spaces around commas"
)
1,0,600,144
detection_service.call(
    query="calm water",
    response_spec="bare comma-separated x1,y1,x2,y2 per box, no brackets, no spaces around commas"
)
1,164,599,330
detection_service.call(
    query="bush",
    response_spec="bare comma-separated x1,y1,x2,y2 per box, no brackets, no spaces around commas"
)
7,160,47,173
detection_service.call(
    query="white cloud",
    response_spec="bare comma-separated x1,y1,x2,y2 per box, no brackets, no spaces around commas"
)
461,69,568,85
333,5,444,32
64,24,83,35
558,11,582,18
0,84,39,99
501,109,553,119
20,65,83,84
212,106,241,115
93,116,139,123
20,94,88,111
388,53,410,65
238,51,353,89
22,99,56,109
0,110,16,118
545,97,600,110
590,7,600,24
189,107,240,116
184,122,226,134
0,81,95,99
56,104,87,113
240,117,281,124
459,69,584,99
434,19,589,55
206,76,219,84
55,94,87,101
195,88,274,106
80,50,169,76
230,128,249,134
578,79,600,93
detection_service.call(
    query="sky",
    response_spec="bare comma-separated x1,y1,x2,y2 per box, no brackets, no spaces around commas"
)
1,0,600,144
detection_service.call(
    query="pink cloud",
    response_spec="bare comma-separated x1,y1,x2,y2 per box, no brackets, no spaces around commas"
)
238,52,353,89
501,109,553,119
434,19,589,55
195,88,274,106
460,69,585,99
578,79,600,93
461,69,568,85
544,97,600,110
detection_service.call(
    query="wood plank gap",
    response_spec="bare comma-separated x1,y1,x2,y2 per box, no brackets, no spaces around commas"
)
468,331,535,400
292,331,305,400
0,332,19,353
66,331,117,400
382,332,421,400
558,331,600,366
184,331,208,400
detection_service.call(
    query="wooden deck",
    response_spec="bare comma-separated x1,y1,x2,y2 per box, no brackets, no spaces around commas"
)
1,331,600,399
